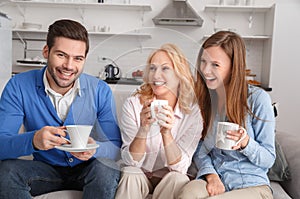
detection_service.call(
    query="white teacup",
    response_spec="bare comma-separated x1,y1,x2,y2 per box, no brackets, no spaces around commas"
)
215,122,246,150
150,100,168,125
65,125,93,149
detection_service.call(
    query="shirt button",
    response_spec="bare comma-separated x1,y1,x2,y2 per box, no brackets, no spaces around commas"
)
69,158,73,162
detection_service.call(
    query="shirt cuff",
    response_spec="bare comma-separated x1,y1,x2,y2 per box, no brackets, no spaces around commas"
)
123,150,146,168
196,166,217,179
239,138,257,157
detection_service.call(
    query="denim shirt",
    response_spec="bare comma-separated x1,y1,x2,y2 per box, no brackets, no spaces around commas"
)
193,85,276,191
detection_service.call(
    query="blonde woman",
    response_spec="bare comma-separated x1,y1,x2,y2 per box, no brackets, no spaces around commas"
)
115,43,203,199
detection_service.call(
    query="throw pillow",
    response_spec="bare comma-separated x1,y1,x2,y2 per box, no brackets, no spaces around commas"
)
267,138,291,181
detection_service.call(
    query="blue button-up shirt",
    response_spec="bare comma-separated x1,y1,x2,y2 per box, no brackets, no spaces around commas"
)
193,85,276,191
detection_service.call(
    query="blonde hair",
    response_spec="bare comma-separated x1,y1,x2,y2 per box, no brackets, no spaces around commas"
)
135,43,196,114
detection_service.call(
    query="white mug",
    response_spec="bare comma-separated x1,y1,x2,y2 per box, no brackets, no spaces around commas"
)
219,0,225,5
245,0,254,6
150,100,168,125
234,0,243,5
65,125,93,149
215,122,246,150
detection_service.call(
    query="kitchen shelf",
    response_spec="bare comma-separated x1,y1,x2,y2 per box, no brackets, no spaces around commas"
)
10,0,152,11
203,3,276,89
13,29,47,33
88,31,151,38
202,34,271,41
13,29,152,39
204,4,274,12
16,62,45,68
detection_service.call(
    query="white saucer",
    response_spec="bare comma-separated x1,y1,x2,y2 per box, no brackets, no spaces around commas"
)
55,144,99,152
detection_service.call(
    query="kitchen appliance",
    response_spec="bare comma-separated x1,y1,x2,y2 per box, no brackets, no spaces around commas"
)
0,12,12,95
102,57,121,80
152,0,203,27
104,64,120,80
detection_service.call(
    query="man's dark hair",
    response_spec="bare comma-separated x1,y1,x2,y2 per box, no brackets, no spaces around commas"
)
47,19,89,56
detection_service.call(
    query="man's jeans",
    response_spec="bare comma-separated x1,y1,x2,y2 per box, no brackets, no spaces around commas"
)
0,158,120,199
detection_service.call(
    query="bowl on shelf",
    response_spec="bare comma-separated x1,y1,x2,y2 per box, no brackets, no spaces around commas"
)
22,22,42,30
16,57,47,68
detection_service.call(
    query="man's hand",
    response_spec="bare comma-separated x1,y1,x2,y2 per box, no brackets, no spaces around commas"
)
70,137,97,161
33,126,69,150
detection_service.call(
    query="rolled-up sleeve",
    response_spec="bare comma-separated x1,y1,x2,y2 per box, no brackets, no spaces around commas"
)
168,104,203,174
120,97,145,167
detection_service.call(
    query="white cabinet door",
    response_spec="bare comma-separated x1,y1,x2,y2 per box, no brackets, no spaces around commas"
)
0,14,12,95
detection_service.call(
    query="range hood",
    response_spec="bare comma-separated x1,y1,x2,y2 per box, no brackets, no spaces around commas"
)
152,0,203,27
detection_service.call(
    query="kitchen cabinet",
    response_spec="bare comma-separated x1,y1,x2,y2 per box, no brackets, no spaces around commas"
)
8,0,152,71
12,29,151,39
10,0,152,37
204,4,273,13
108,83,139,121
0,13,12,95
203,3,275,90
10,0,152,11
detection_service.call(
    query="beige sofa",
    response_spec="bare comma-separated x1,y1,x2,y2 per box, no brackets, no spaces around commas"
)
273,131,300,199
32,130,297,199
12,88,299,198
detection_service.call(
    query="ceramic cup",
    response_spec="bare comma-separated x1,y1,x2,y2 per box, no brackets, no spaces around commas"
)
65,125,93,148
234,0,243,5
150,100,168,125
215,122,246,150
245,0,254,6
219,0,225,5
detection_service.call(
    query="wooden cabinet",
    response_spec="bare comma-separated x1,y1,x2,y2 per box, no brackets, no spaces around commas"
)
203,4,276,90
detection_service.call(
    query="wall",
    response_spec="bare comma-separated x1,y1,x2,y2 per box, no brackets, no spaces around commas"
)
0,14,12,95
1,0,275,79
269,0,300,135
2,0,297,135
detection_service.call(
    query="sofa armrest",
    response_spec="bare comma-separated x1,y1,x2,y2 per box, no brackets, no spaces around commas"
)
276,131,300,199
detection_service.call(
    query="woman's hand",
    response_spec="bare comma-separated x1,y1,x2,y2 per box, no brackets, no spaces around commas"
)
226,128,249,150
140,100,155,130
156,104,175,134
205,173,225,196
129,100,155,161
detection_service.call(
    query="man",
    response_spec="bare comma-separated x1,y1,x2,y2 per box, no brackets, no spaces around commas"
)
0,19,122,199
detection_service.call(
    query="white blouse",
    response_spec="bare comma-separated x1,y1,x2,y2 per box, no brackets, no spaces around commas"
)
120,95,203,175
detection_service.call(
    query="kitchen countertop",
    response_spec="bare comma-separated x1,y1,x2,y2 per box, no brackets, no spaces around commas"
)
104,78,143,85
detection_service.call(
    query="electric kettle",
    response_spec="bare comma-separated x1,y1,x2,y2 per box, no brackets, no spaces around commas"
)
104,64,120,80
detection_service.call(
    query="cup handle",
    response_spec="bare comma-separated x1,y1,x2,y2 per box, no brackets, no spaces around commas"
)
59,133,71,143
62,130,71,143
234,127,247,146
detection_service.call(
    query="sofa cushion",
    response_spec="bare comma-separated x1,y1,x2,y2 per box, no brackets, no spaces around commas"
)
276,131,300,199
267,138,291,181
270,181,291,199
33,190,82,199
